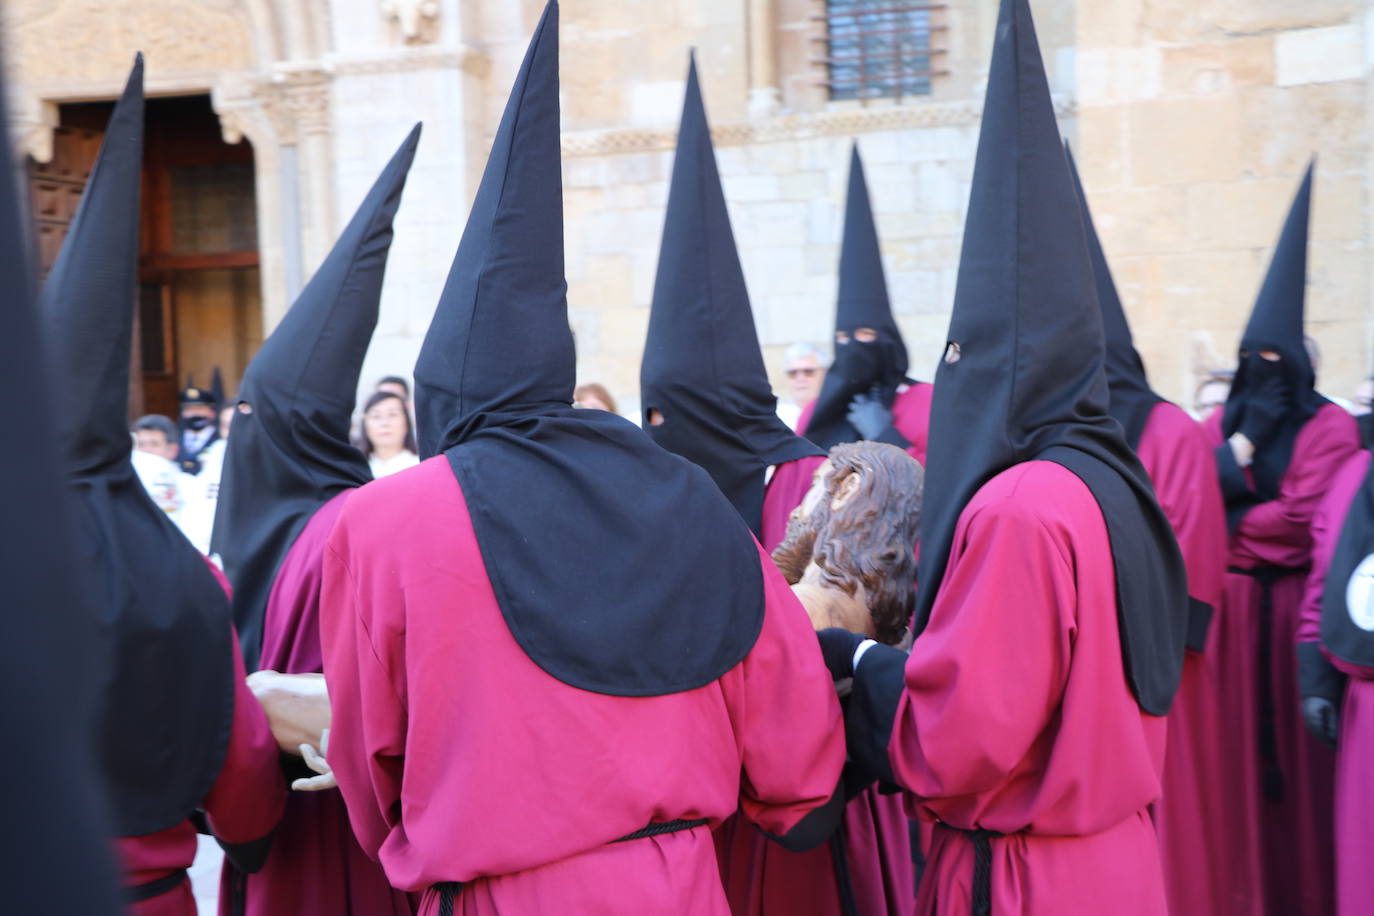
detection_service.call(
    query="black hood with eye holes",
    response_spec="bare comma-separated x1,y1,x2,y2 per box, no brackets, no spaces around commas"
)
1220,164,1326,510
641,54,821,535
804,144,911,450
213,125,420,669
915,0,1189,717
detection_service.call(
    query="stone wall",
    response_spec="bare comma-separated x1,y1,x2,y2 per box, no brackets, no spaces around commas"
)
1074,0,1374,406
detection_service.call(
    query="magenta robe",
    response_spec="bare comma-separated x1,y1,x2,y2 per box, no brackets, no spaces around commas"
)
221,491,418,916
888,460,1168,915
1298,448,1374,916
759,455,827,553
121,565,285,915
318,456,846,914
796,382,933,465
1135,403,1229,916
714,454,916,915
1206,402,1359,915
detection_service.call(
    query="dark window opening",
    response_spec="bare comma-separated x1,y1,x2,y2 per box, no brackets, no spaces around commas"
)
814,1,949,102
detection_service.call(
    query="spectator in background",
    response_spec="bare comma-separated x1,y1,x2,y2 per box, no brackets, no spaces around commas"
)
132,414,179,461
574,382,618,414
1353,376,1374,448
361,389,419,478
130,416,185,519
1193,371,1233,422
777,341,829,430
376,374,412,409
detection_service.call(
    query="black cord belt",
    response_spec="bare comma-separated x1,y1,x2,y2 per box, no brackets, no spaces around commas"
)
434,818,709,914
125,868,188,903
948,826,1004,916
1229,564,1305,800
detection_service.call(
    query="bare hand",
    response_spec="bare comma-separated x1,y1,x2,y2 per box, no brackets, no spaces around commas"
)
1228,432,1255,468
292,728,337,792
247,671,331,757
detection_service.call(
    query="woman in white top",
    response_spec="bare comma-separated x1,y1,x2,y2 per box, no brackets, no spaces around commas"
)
361,390,420,478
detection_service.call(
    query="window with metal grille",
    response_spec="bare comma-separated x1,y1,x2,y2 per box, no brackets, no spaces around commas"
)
815,1,948,102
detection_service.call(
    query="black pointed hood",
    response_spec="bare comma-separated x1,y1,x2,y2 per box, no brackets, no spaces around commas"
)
413,1,763,697
40,58,145,477
1065,144,1163,450
640,55,821,535
915,0,1188,716
1221,164,1324,508
40,55,238,834
0,50,121,906
210,366,225,405
214,124,420,668
802,144,911,449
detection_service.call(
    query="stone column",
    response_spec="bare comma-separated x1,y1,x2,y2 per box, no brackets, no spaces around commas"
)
747,0,782,117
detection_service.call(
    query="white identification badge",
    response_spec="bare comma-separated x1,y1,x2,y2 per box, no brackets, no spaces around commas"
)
1344,553,1374,632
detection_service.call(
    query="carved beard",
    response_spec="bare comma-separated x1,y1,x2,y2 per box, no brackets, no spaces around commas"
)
772,488,834,585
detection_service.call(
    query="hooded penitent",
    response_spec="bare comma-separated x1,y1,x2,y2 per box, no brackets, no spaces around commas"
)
1220,165,1324,521
0,48,121,910
803,145,910,450
413,0,762,697
914,0,1189,716
213,124,421,669
1065,144,1163,451
39,56,237,836
641,55,822,535
1322,459,1374,669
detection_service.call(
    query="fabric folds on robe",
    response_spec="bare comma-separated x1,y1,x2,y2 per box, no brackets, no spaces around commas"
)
1298,448,1374,916
797,383,932,467
1206,402,1359,916
222,490,418,916
319,457,845,914
1133,402,1230,916
864,462,1169,915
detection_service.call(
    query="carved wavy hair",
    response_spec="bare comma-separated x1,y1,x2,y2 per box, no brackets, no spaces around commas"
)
774,441,923,645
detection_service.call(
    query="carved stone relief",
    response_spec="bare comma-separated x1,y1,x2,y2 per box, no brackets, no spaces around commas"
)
381,0,440,45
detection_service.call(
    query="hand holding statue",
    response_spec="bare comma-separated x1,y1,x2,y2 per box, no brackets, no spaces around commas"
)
247,670,332,758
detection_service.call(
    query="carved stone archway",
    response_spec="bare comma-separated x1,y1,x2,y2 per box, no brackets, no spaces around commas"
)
2,0,334,329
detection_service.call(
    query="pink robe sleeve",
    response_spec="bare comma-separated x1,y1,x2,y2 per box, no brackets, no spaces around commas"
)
318,538,407,862
887,497,1072,799
202,627,288,845
1298,451,1371,644
1216,405,1361,569
721,549,846,835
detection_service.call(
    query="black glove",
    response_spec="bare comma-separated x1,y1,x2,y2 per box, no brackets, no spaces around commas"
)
847,393,895,440
847,393,912,449
1301,696,1339,749
1238,376,1291,448
816,628,865,681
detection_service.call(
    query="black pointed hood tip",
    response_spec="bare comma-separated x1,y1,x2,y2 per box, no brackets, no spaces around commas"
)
414,0,568,459
244,121,421,408
39,54,144,476
641,53,821,534
1242,161,1315,361
1063,141,1163,449
412,9,765,699
837,142,900,337
916,0,1189,717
